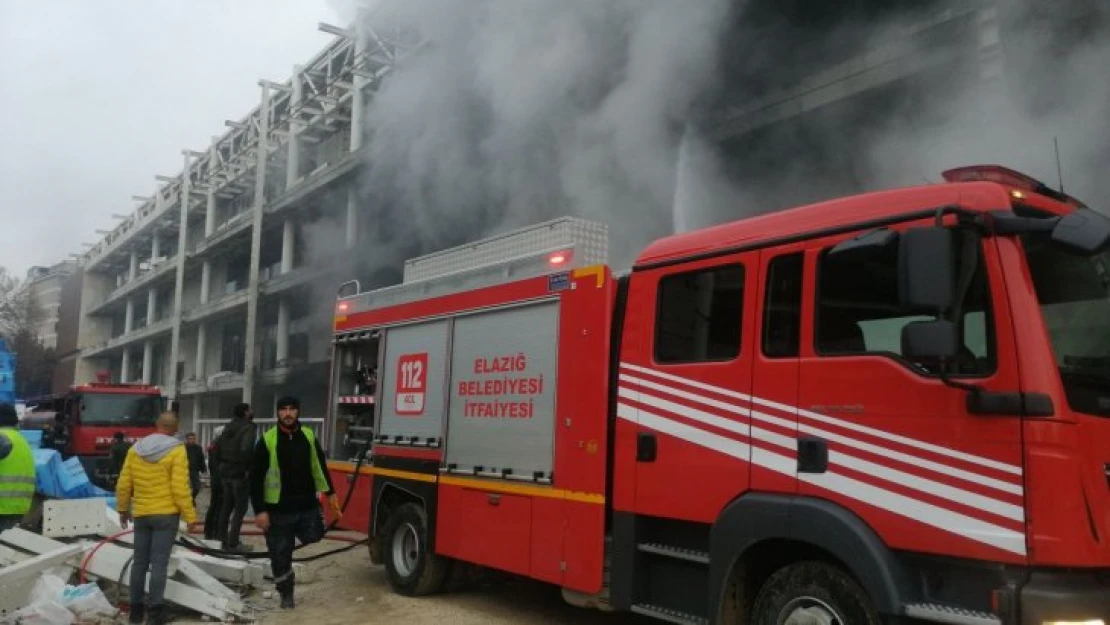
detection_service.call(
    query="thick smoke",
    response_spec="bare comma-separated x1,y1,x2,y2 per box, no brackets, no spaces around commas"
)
347,0,735,276
311,0,1109,297
860,10,1110,206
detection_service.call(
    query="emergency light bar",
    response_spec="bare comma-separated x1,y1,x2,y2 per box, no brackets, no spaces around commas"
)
942,165,1083,207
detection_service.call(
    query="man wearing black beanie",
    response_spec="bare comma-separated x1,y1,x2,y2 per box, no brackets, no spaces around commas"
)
249,396,341,609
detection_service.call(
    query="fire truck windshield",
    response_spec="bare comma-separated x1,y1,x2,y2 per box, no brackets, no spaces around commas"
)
79,393,161,426
1024,231,1110,417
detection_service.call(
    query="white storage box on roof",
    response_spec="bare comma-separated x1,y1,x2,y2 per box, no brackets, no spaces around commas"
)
339,216,608,319
402,216,608,283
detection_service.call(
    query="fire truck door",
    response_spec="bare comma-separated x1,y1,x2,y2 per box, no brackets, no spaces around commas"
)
626,252,757,522
750,246,805,495
796,229,1027,561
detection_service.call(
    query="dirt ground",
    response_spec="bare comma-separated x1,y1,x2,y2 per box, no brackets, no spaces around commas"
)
172,537,650,625
172,490,652,625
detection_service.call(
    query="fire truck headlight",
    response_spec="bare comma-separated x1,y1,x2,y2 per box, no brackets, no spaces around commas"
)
1042,620,1105,625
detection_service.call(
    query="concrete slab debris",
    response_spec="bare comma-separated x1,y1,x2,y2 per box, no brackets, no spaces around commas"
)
42,498,110,538
0,524,250,622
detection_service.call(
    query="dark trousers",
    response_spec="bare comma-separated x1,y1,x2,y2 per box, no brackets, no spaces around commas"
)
204,478,223,540
130,515,178,608
189,473,201,504
218,477,250,548
264,507,326,593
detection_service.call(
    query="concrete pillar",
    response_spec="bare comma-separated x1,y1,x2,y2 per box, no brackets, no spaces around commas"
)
151,232,161,263
286,66,303,188
205,189,216,238
346,188,357,249
147,288,157,325
281,219,295,274
195,323,207,381
129,250,138,281
351,23,367,153
192,398,202,427
276,298,290,366
200,260,211,305
121,349,132,383
242,83,273,405
142,341,153,384
168,152,194,399
125,298,135,334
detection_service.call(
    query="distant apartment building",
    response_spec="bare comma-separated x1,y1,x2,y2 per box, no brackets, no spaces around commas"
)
25,261,77,350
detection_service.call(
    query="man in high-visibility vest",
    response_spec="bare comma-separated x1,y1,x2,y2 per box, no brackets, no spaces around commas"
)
250,396,341,609
0,402,35,532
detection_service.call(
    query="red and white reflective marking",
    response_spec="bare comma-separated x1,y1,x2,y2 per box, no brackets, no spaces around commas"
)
616,362,1027,557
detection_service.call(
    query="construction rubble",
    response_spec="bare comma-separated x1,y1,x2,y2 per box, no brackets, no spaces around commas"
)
0,438,328,625
0,497,319,623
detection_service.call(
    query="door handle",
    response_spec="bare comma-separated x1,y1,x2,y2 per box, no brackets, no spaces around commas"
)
637,432,657,463
487,493,500,506
797,436,828,474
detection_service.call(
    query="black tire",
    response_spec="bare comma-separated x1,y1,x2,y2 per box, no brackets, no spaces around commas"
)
750,561,881,625
381,503,450,596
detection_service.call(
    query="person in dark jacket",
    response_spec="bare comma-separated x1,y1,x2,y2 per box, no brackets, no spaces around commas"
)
203,426,224,541
184,433,206,504
250,396,341,609
216,403,255,552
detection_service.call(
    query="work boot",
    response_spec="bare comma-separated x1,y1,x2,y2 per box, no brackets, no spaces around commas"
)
127,603,144,623
276,577,295,609
146,604,167,625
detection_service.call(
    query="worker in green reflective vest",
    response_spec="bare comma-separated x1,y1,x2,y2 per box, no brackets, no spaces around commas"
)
0,403,35,531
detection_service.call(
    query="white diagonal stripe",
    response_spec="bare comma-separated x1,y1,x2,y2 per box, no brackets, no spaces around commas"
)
828,450,1024,522
616,402,749,460
617,402,1027,556
798,471,1026,555
796,421,1023,496
617,385,748,437
624,370,1023,496
620,362,1023,477
623,375,1023,512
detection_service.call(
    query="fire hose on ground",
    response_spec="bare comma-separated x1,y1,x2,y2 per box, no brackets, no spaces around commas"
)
80,436,374,594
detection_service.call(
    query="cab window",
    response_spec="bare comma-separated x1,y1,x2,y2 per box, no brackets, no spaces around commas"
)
815,229,994,376
655,264,745,364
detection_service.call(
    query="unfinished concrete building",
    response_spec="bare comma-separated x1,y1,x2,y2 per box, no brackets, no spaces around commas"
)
74,17,418,437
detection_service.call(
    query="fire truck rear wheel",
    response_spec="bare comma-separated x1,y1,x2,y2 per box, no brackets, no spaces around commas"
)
382,503,450,596
749,561,880,625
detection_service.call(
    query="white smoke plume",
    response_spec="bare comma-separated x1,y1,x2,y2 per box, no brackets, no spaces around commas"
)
348,0,737,276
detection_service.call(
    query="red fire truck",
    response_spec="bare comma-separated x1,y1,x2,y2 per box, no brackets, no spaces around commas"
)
32,372,164,486
323,166,1110,624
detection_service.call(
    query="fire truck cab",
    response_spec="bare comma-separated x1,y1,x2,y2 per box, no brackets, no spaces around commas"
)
324,166,1110,625
41,373,165,486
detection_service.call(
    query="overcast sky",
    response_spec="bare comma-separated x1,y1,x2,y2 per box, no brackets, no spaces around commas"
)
0,0,344,278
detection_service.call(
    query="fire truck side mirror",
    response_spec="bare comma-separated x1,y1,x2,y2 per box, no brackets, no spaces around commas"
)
901,319,958,363
897,226,955,314
1052,207,1110,255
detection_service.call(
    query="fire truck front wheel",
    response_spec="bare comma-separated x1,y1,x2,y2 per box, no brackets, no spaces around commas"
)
749,561,881,625
382,503,450,596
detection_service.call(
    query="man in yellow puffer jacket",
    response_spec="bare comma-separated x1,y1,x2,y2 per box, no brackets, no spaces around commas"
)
116,412,198,625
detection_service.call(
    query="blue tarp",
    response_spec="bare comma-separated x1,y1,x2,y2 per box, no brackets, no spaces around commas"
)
31,447,113,500
20,429,43,448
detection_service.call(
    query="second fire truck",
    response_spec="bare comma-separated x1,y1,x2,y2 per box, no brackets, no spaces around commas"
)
29,372,164,486
323,165,1109,624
